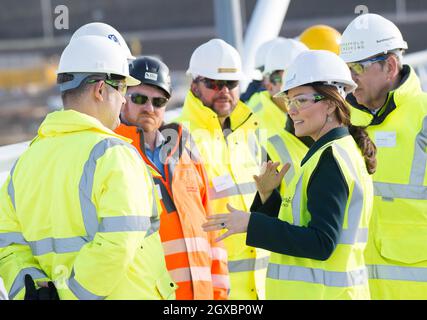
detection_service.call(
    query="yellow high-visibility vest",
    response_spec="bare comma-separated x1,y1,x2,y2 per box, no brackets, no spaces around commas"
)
266,135,373,299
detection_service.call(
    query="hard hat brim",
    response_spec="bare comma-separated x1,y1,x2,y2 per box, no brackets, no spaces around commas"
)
127,53,137,61
125,75,141,86
186,68,246,81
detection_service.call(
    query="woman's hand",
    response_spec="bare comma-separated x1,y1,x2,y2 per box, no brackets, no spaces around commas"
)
202,204,251,242
253,161,290,203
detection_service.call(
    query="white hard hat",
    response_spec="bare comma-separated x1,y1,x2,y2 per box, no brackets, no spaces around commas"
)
70,22,136,61
282,50,357,95
263,38,309,75
58,35,140,91
250,37,284,80
186,38,245,81
340,13,407,63
255,37,285,69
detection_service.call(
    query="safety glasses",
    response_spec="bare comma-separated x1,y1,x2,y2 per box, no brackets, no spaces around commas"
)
198,77,239,91
347,55,388,75
127,93,168,108
87,79,127,96
274,93,325,112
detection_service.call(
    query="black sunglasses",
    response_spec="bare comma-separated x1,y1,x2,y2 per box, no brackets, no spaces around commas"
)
86,78,127,96
127,93,168,108
198,77,239,91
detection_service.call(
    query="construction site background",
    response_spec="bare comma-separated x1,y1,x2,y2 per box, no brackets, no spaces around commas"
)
1,0,427,146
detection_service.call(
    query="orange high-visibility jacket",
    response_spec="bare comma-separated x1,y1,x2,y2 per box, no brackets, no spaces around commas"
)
115,123,229,300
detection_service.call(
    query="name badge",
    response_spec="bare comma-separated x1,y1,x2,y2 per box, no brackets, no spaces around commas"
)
375,131,396,148
212,174,235,193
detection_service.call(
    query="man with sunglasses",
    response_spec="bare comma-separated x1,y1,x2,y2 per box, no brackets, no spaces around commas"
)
176,38,271,300
0,35,177,300
341,13,427,299
116,56,229,300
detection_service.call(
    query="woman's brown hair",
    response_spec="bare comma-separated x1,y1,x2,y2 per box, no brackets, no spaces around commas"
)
312,84,377,174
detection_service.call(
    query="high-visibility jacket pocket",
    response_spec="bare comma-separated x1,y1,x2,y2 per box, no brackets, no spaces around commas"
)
380,235,427,264
156,271,177,300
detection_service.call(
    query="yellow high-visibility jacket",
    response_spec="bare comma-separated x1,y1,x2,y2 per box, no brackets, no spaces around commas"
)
349,65,427,299
0,110,176,300
176,91,269,300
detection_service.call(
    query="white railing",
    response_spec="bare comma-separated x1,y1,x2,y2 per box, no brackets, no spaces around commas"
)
403,49,427,91
0,140,30,185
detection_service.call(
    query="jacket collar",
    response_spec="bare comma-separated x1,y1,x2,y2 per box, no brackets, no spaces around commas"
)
180,90,254,132
301,127,349,166
34,110,131,145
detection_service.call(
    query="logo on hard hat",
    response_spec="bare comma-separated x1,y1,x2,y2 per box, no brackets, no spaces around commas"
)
287,73,296,85
341,41,365,52
145,72,158,81
376,36,396,43
218,68,238,73
108,34,120,44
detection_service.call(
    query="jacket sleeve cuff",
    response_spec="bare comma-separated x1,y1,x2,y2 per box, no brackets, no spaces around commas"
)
246,212,274,248
250,190,282,217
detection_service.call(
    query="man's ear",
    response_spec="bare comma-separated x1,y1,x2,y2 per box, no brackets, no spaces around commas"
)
385,55,399,79
190,81,200,97
93,81,105,102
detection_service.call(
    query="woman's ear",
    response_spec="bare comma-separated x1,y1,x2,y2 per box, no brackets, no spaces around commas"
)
326,100,337,115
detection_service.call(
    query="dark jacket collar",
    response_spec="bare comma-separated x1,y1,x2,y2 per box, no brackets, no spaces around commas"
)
301,127,349,166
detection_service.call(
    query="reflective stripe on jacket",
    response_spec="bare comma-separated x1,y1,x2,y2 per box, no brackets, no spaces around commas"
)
349,66,427,299
115,122,229,300
266,135,373,299
176,91,269,300
0,110,176,300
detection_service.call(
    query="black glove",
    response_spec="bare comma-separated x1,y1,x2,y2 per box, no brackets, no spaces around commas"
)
24,274,59,300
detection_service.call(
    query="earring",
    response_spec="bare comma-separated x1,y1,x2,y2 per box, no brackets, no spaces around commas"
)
327,115,333,122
